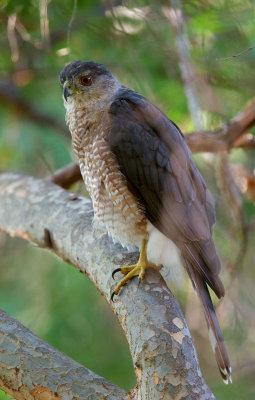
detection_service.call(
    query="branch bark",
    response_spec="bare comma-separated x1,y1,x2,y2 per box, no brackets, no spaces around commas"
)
0,173,216,399
0,309,127,400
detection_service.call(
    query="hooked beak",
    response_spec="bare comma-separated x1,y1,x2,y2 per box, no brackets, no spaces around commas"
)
63,83,71,101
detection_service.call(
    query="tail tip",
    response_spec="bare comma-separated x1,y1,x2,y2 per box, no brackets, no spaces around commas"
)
208,328,232,384
221,366,232,384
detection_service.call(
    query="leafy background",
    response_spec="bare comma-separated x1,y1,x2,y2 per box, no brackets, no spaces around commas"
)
0,0,255,399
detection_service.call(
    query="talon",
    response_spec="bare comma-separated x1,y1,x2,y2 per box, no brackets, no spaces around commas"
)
111,239,160,299
137,278,141,290
112,267,121,279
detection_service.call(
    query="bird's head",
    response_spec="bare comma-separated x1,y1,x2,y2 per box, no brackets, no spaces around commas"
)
59,61,120,108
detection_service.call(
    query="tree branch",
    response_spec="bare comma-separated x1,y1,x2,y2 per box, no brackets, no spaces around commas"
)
47,162,82,188
186,99,255,153
0,173,216,399
231,164,255,202
0,309,127,400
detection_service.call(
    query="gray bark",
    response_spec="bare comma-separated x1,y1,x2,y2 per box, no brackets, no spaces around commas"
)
0,309,127,400
0,173,216,399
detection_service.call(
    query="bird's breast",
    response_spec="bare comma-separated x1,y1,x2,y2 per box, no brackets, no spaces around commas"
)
66,106,148,248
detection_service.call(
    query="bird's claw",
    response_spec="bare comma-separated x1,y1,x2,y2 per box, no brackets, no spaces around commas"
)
112,267,121,280
111,291,116,302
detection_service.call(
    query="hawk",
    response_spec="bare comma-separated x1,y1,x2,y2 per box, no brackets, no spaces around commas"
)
60,61,231,383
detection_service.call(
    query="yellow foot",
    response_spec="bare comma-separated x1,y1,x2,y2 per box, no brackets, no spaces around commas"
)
111,239,161,300
111,261,158,301
111,239,160,301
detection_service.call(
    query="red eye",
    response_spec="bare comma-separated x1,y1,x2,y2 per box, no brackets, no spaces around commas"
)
80,75,92,86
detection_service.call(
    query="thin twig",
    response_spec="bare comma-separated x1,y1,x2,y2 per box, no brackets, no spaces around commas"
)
218,46,255,61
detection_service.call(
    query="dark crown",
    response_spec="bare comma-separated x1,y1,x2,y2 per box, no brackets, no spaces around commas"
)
59,61,112,85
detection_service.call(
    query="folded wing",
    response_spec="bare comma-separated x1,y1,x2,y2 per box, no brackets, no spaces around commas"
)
109,88,231,382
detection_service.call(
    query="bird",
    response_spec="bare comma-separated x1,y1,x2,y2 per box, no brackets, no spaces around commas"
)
59,60,231,383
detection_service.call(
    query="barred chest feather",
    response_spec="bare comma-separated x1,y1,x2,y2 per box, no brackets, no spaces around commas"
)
65,102,148,249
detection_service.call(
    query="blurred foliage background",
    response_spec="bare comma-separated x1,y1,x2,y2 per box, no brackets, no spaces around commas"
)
0,0,255,399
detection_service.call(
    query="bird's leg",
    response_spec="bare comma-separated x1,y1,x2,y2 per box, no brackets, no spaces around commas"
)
111,238,160,300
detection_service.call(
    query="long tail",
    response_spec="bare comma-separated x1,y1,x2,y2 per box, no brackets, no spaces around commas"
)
185,263,232,383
